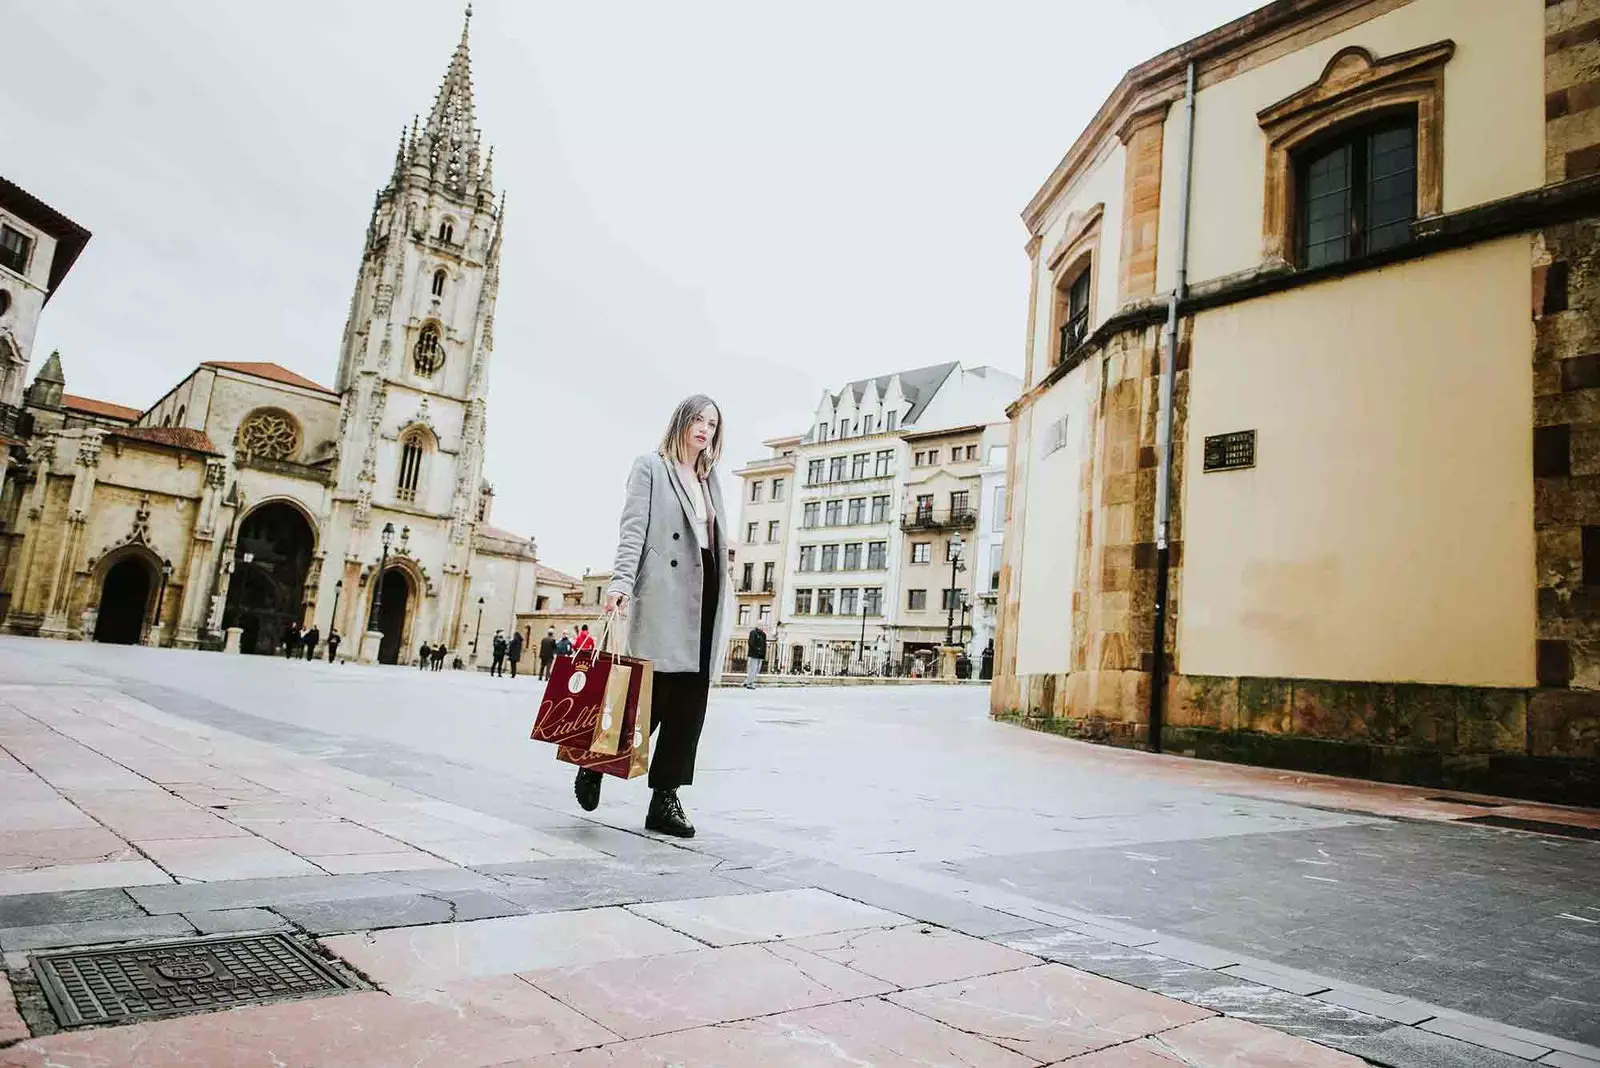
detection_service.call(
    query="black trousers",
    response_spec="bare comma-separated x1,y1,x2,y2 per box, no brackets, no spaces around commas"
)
648,548,718,790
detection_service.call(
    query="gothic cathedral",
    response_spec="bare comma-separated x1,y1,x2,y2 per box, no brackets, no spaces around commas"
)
0,11,542,663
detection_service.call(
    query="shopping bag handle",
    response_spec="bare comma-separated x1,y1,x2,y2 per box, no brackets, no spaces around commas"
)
574,614,618,668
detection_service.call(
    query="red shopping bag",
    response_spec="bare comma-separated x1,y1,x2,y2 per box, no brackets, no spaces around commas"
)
556,651,653,779
530,615,634,752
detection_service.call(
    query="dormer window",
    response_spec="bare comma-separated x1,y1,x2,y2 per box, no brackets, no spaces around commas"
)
431,269,446,297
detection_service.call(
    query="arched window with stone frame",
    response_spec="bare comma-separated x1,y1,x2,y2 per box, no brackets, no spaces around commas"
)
396,427,432,504
431,268,447,297
437,219,455,244
413,321,444,377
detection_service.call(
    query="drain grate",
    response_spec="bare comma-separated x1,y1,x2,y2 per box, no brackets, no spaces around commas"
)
1461,815,1600,841
32,933,354,1027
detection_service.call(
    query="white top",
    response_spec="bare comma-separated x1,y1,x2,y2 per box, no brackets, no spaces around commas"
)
677,463,712,551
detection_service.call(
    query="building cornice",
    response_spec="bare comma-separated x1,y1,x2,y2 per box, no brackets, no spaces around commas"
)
1022,0,1415,233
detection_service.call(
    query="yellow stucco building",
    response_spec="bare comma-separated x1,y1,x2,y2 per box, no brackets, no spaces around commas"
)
995,0,1600,803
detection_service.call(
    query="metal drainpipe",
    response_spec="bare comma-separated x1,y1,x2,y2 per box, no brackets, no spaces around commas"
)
1149,59,1197,755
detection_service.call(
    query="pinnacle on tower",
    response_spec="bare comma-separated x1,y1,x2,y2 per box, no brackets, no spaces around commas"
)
418,6,480,198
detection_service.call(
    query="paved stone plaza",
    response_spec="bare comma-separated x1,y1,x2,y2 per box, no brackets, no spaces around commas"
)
0,636,1596,1067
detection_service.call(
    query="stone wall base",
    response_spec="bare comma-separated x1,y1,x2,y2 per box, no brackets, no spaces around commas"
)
994,670,1600,807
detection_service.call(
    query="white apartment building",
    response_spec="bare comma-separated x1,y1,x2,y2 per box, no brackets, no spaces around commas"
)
731,362,1019,675
729,436,798,658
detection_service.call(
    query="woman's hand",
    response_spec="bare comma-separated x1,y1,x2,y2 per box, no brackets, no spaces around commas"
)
604,591,628,615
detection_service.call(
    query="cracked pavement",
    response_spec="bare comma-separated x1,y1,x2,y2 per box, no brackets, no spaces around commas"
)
0,636,1597,1067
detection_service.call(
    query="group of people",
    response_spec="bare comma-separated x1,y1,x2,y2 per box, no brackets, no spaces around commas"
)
281,620,340,662
489,629,524,677
416,642,451,671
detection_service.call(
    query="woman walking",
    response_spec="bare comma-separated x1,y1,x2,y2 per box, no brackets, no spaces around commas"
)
575,395,729,838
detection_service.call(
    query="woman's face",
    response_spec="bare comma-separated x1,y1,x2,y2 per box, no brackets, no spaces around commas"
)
685,404,720,456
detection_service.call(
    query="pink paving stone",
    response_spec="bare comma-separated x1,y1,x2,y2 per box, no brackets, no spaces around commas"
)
0,859,172,897
67,792,252,841
133,837,322,881
0,972,28,1045
310,850,455,875
322,907,703,989
523,942,892,1040
888,964,1213,1063
0,799,99,833
785,924,1040,989
515,995,1035,1068
0,827,138,871
0,976,616,1068
629,888,909,946
240,820,407,856
1068,1015,1369,1067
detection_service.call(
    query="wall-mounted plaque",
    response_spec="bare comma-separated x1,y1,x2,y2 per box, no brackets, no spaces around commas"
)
1203,430,1255,473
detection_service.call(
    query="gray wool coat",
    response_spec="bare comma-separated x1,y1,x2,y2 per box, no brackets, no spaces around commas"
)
606,453,733,676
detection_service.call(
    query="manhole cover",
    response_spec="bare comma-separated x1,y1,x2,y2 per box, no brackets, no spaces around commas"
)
32,933,354,1027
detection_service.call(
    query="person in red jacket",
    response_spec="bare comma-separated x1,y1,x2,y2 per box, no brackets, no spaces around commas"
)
572,625,597,653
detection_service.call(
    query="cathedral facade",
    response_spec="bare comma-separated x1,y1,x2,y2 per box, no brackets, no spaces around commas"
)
0,13,542,663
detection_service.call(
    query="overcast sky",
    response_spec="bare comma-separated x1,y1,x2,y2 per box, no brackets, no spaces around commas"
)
5,0,1257,577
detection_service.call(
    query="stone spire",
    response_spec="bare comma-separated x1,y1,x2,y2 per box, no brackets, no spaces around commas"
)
418,6,480,198
24,350,65,410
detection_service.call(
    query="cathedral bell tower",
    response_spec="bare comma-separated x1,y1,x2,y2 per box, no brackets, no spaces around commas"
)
334,6,502,595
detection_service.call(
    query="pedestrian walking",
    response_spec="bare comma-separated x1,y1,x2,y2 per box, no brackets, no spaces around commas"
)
491,631,507,677
282,621,301,659
980,638,994,681
574,394,728,839
572,624,596,654
508,630,524,678
432,644,446,671
538,628,557,680
301,625,320,662
327,630,341,663
418,642,431,670
743,625,766,689
554,631,573,658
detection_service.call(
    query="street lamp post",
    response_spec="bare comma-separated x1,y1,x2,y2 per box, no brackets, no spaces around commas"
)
471,596,485,660
149,559,174,645
945,532,966,647
330,579,343,632
368,522,395,630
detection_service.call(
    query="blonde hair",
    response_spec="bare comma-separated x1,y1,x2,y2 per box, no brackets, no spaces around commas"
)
658,394,724,480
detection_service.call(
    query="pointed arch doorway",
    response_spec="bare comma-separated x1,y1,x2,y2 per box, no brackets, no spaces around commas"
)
94,557,154,644
374,568,413,665
223,502,316,655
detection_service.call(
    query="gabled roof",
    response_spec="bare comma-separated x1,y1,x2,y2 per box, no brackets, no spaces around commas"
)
535,564,583,588
822,362,960,430
61,393,141,422
107,425,220,455
0,177,91,302
203,361,336,396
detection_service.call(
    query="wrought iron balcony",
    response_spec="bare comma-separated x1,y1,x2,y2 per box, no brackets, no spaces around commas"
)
899,508,977,533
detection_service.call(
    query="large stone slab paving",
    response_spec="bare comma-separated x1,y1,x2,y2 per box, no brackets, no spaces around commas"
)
273,890,526,934
523,942,892,1040
0,889,143,929
0,914,194,953
888,963,1213,1063
182,908,291,935
0,828,140,871
518,996,1036,1068
302,850,454,875
483,859,767,914
0,976,616,1068
131,836,323,881
0,860,171,898
127,873,415,914
320,908,703,988
1069,1015,1371,1066
628,888,908,946
784,924,1039,989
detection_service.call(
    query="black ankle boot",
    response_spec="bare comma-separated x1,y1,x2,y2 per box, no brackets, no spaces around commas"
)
574,768,602,812
645,789,695,838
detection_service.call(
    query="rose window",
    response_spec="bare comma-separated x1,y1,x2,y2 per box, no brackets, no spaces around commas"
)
238,410,300,460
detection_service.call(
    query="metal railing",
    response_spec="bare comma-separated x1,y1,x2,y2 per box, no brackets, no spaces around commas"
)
899,508,977,533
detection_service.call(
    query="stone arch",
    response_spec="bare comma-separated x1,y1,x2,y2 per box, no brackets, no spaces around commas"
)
90,544,164,645
368,557,423,665
223,499,318,655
